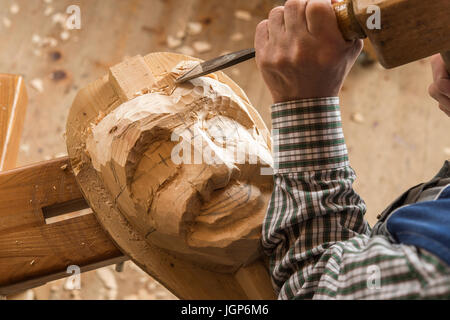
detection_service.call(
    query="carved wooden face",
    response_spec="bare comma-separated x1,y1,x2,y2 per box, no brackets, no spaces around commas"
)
85,62,273,271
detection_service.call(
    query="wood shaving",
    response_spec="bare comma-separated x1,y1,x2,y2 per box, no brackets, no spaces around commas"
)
177,45,195,56
187,22,203,35
96,268,118,300
30,79,44,93
20,144,30,153
231,69,241,77
10,3,20,14
351,112,365,124
52,13,67,27
175,29,185,39
2,17,11,28
32,49,42,57
444,147,450,156
193,41,212,53
32,34,42,44
167,35,182,49
60,30,70,41
44,6,54,16
32,34,58,48
235,10,252,21
230,32,244,42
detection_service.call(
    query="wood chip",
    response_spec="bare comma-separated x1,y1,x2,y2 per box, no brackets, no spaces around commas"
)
230,32,244,42
175,29,186,39
231,69,241,77
351,112,365,124
32,49,42,57
96,268,118,290
10,3,20,14
30,79,44,93
167,35,182,49
31,34,41,44
44,6,54,16
20,144,30,153
444,147,450,156
193,41,212,53
96,268,118,300
60,30,70,41
235,10,252,21
187,22,203,35
2,17,11,28
52,13,67,26
177,45,195,56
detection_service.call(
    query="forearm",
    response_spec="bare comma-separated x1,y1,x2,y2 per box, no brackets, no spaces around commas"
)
263,98,450,300
263,97,370,297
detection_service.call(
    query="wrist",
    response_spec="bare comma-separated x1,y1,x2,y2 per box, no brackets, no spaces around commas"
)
269,84,342,104
271,97,348,173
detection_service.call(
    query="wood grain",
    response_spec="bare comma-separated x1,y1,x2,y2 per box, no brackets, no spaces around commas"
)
0,74,28,171
0,158,125,295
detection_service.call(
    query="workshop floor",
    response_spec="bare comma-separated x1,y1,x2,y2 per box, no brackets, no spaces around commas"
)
1,0,449,300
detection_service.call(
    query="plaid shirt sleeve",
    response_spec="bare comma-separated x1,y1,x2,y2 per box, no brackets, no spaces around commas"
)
263,97,450,300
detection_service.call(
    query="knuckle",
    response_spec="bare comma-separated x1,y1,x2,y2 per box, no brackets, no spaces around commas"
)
285,0,299,9
269,6,284,17
428,84,438,99
308,1,330,15
273,53,289,67
256,19,268,31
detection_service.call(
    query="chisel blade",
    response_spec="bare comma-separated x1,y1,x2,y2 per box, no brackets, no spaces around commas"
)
175,48,256,84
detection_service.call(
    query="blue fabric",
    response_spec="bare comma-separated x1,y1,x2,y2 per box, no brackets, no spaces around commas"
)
387,185,450,265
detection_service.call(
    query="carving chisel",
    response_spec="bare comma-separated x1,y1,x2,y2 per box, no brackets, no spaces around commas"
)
175,48,255,84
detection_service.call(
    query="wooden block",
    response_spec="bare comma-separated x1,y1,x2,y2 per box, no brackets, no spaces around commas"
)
109,55,156,102
0,158,125,295
0,74,28,171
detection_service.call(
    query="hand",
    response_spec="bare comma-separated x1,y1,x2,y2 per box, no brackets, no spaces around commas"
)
429,54,450,117
254,0,363,103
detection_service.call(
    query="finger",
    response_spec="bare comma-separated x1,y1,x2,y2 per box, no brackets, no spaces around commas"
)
436,78,450,98
429,83,450,110
284,0,307,33
439,105,450,117
431,54,450,82
255,20,269,52
351,39,364,58
305,0,337,36
268,6,285,42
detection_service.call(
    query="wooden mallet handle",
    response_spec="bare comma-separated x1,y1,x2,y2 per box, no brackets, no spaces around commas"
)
333,0,450,70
